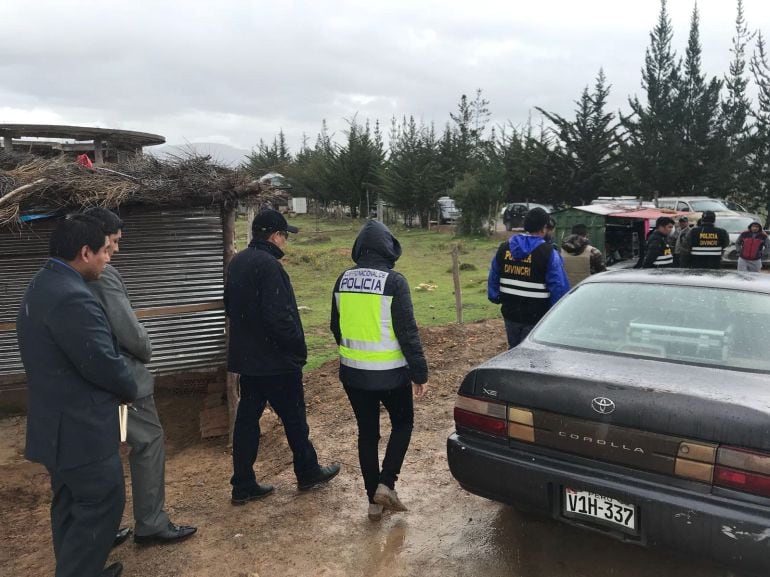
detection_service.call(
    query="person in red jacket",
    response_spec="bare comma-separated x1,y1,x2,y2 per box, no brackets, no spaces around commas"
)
736,221,769,272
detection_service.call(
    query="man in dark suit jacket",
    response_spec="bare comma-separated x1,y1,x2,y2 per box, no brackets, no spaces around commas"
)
17,214,138,577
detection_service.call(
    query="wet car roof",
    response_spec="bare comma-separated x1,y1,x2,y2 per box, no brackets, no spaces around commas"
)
582,268,770,294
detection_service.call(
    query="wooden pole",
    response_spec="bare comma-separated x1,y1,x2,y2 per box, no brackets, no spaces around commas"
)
93,139,104,165
451,244,463,325
222,202,239,446
0,178,48,210
246,206,255,244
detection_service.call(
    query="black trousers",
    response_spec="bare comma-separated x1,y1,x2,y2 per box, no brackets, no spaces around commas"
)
344,384,414,503
231,372,320,490
47,452,125,577
504,319,533,349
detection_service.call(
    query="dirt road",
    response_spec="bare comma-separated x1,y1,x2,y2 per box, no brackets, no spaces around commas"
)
0,320,735,577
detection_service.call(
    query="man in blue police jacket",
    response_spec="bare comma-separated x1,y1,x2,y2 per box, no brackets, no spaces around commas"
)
488,207,571,348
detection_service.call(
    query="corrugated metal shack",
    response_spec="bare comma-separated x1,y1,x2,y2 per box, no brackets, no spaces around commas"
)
0,149,268,436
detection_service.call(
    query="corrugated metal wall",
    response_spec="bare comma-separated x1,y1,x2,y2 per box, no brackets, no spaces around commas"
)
0,207,226,392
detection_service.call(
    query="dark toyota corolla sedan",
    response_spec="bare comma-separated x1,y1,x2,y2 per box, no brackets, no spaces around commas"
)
447,269,770,574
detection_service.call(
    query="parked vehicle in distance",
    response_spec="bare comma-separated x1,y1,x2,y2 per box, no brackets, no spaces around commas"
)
437,196,461,224
590,196,656,208
724,199,749,213
656,197,729,213
501,202,551,231
714,215,757,266
448,269,770,574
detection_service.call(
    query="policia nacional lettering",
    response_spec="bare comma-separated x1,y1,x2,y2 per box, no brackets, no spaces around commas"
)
334,268,407,371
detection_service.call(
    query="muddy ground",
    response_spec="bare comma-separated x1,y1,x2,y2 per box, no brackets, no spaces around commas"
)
0,320,735,577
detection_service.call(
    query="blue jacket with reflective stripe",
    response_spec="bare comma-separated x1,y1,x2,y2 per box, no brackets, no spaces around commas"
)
488,234,571,323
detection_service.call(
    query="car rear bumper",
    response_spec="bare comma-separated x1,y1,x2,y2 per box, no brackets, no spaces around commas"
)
447,433,770,574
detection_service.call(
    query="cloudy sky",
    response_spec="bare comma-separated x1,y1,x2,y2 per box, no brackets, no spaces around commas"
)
3,0,770,154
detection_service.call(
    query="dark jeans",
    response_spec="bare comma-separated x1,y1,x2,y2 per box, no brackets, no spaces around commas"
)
504,319,533,349
231,372,320,490
344,384,414,503
48,453,125,577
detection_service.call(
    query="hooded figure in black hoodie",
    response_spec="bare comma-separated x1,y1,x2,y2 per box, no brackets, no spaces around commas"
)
331,220,429,521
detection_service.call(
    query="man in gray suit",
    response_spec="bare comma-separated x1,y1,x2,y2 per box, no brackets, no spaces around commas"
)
85,207,197,545
17,214,137,577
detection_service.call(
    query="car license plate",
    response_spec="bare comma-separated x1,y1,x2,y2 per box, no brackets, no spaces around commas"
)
563,488,636,532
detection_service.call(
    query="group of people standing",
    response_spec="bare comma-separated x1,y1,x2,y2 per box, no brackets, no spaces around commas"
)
17,207,430,577
487,206,769,351
641,210,769,271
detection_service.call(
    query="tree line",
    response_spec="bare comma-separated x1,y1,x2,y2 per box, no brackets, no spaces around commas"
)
244,0,770,234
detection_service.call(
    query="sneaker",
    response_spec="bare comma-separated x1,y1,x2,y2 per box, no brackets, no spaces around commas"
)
297,463,341,491
373,483,408,512
231,483,275,505
368,503,384,522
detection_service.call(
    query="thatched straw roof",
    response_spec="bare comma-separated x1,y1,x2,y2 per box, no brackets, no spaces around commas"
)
0,151,275,226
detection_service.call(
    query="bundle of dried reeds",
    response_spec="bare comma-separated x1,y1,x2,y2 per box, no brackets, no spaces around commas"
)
0,152,269,227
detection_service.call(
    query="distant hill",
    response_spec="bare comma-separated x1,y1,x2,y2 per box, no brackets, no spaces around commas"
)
150,142,251,168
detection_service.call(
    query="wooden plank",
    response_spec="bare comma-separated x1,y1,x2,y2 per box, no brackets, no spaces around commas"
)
134,300,224,319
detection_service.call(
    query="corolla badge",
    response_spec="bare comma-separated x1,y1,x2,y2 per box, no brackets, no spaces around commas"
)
591,397,616,415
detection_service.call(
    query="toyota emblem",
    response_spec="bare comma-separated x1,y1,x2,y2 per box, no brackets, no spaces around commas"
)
591,397,615,415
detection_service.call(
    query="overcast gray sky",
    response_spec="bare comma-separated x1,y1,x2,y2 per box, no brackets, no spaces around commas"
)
3,0,770,153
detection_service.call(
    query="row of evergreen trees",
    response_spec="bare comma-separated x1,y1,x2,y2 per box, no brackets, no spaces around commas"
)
244,0,770,234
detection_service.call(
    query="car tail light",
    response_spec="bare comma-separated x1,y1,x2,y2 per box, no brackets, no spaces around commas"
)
454,395,506,437
714,446,770,498
508,406,535,443
674,441,716,483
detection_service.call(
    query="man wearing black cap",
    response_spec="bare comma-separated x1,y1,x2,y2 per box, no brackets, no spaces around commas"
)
488,207,570,348
687,211,729,269
225,209,340,505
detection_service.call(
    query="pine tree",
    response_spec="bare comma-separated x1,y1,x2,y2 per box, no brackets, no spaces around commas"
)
621,0,683,199
720,0,756,205
382,117,447,227
537,69,621,206
677,3,723,195
243,129,292,178
750,32,770,216
334,116,384,218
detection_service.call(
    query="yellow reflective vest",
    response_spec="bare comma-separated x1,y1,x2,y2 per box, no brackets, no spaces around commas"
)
335,268,408,371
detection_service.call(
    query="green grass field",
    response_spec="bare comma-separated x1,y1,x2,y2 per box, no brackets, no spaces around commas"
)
235,215,502,370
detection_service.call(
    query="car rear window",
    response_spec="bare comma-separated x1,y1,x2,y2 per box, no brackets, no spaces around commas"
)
532,282,770,372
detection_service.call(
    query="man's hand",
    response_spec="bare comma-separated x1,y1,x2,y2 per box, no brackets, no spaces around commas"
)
412,382,428,399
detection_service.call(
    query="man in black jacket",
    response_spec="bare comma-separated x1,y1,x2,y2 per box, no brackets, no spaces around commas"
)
330,220,429,521
640,217,675,269
688,210,729,269
17,214,137,577
225,209,340,505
